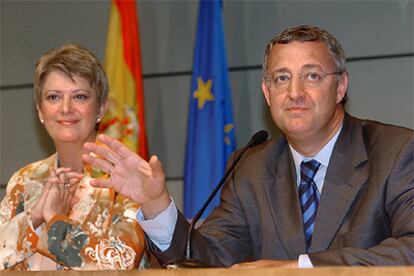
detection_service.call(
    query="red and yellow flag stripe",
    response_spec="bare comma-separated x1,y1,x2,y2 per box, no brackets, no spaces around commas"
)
101,0,148,159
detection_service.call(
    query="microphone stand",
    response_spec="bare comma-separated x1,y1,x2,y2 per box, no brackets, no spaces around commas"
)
166,130,268,268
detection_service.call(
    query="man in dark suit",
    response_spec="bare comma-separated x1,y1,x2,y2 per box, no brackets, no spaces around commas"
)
83,25,414,267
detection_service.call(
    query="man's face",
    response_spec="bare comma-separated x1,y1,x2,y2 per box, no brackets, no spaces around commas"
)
261,41,348,149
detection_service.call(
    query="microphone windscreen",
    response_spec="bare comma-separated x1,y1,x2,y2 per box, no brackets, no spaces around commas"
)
251,130,268,146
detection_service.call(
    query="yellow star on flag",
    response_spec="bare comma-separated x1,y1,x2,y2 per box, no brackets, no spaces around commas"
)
224,123,234,145
193,77,215,109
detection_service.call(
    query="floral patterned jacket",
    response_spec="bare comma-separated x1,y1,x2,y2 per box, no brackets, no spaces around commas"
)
0,153,146,270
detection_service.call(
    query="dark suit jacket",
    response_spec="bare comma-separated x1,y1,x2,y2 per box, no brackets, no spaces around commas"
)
151,114,414,266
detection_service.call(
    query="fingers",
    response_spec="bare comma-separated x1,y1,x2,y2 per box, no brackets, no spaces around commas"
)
149,155,158,167
49,168,57,178
62,186,73,213
58,172,67,189
84,135,146,177
42,174,55,196
54,167,72,175
65,172,83,183
65,177,81,194
43,179,75,221
82,153,114,174
53,167,72,188
45,172,60,186
41,167,82,222
84,135,127,163
83,143,120,166
89,178,114,190
48,168,81,194
55,169,71,192
49,167,70,185
97,134,135,160
136,155,161,176
149,155,165,179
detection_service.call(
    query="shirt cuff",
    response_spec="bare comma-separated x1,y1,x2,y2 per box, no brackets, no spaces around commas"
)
136,198,177,251
298,254,314,268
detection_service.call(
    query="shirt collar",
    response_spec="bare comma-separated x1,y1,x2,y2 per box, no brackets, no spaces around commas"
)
289,124,343,172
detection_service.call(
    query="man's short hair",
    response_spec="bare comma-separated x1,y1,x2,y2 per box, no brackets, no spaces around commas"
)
263,25,348,104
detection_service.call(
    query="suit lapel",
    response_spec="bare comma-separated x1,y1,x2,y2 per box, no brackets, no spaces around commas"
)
263,137,307,258
310,115,368,252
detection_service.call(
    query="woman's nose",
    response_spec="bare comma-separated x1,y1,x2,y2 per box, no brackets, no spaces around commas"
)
61,96,73,113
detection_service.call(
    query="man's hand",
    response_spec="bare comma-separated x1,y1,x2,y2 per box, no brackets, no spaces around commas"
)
231,259,298,269
83,134,171,219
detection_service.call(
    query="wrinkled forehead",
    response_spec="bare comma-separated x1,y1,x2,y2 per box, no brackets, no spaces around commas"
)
266,41,336,72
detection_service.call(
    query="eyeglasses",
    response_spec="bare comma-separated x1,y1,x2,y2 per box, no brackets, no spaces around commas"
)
264,69,343,90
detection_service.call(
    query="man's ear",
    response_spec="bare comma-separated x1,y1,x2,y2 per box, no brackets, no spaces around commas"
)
261,79,271,106
336,72,349,104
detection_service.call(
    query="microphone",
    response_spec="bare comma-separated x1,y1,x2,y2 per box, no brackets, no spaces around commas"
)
166,130,268,268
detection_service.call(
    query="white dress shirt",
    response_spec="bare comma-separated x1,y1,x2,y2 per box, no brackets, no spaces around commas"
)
290,126,342,267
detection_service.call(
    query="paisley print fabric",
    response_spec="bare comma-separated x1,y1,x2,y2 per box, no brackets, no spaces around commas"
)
0,153,146,270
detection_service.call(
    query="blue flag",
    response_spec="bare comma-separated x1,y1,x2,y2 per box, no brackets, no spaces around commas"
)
184,0,236,218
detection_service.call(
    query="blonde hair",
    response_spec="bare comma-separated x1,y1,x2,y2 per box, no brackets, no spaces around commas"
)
34,44,108,107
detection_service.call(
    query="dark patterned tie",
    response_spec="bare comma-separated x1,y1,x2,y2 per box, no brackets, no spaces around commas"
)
298,159,321,252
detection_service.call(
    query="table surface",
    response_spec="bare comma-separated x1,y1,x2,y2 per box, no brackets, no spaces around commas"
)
1,266,413,276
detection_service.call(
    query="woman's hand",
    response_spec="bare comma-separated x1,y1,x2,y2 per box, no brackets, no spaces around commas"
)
30,181,52,229
41,168,82,223
83,134,171,219
31,168,81,227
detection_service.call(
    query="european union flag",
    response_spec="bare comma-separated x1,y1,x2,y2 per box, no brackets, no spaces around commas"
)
184,0,236,218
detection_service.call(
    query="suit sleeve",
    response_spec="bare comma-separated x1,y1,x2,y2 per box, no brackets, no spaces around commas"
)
149,165,253,267
309,135,414,265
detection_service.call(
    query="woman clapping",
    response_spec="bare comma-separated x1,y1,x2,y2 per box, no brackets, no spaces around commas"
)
0,45,145,270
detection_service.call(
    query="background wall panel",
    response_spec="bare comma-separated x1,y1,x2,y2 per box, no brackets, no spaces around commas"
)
1,0,413,211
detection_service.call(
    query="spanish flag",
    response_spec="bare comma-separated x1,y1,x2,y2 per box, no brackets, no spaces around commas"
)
100,0,149,159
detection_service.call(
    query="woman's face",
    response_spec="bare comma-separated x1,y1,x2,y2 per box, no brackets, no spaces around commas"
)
37,70,107,145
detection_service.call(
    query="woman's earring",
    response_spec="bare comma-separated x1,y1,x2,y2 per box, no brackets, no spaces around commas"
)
96,116,101,123
40,118,44,124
